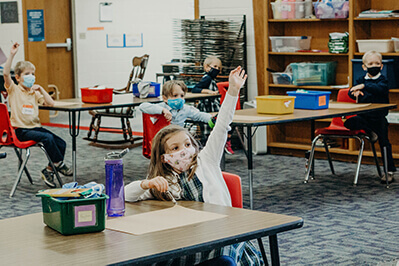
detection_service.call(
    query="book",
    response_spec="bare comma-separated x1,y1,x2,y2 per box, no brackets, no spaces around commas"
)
358,9,399,18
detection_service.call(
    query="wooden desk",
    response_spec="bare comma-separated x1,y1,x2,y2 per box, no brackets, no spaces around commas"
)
232,103,397,209
40,93,220,180
0,201,303,266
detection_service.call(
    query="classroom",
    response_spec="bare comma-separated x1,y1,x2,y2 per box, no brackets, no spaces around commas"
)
0,0,398,265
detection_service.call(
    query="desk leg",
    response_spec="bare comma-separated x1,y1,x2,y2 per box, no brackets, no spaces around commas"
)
246,125,254,210
269,234,280,266
68,111,80,182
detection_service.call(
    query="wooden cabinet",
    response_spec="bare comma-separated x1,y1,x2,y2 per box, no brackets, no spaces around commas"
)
253,0,399,163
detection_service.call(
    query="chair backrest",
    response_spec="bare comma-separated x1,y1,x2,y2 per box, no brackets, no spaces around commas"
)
222,172,243,208
124,54,150,92
142,113,170,159
0,103,36,149
216,82,241,110
337,88,355,103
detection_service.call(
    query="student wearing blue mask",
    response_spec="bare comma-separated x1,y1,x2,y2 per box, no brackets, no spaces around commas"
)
3,42,72,188
344,50,396,184
138,80,214,128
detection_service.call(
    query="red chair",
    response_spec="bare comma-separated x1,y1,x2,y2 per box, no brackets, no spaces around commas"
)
216,82,241,110
221,171,269,265
142,113,170,159
305,88,382,185
0,104,63,197
222,172,243,208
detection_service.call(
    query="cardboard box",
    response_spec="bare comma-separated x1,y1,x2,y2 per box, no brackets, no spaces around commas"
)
256,95,295,114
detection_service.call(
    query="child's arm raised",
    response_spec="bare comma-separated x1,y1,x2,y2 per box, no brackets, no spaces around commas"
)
3,42,19,89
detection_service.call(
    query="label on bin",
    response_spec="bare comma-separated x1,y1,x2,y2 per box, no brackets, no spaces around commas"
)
318,96,326,106
284,100,292,108
74,205,96,227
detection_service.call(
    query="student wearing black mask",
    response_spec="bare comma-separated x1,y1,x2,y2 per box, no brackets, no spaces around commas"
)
344,50,396,184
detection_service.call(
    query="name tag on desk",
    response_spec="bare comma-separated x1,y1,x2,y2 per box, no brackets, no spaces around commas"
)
22,104,34,115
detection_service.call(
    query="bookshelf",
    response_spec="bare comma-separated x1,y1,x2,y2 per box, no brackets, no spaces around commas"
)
253,0,399,164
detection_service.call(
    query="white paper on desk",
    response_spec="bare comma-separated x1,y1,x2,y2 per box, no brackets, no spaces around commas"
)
234,115,279,121
54,101,79,106
329,103,371,109
105,205,227,235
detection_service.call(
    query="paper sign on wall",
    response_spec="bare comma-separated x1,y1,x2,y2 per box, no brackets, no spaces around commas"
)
27,9,44,42
99,2,112,22
106,33,143,48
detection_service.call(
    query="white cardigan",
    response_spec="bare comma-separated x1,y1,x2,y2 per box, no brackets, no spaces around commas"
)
124,93,238,207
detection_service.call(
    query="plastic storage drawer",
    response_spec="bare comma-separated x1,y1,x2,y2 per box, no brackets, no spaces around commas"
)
352,59,398,89
291,61,337,86
269,36,311,52
287,90,331,110
255,95,295,114
356,39,394,53
39,194,108,235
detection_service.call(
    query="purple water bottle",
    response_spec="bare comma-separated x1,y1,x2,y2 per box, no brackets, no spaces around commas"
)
105,148,129,217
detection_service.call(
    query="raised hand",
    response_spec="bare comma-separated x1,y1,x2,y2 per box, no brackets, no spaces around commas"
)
228,66,247,97
10,42,19,55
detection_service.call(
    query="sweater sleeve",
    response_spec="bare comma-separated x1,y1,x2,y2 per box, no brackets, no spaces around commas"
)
186,105,212,123
192,75,212,93
199,93,237,164
124,180,154,202
138,102,164,114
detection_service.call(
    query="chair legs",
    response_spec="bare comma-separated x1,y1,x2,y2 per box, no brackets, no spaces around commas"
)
9,145,64,198
10,148,31,198
38,144,64,187
305,134,381,186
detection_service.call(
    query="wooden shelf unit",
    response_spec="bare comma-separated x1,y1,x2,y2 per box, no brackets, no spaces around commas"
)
252,0,399,163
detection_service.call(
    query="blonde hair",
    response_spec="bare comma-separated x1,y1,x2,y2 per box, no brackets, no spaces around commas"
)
162,80,187,98
148,125,199,200
14,61,35,76
203,56,222,69
362,51,382,64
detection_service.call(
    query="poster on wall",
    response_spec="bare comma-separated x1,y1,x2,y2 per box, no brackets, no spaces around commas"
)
0,1,19,23
27,10,44,42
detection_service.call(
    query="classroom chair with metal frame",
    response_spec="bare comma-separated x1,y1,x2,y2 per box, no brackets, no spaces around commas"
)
0,103,63,197
87,54,150,144
221,172,271,265
304,88,382,186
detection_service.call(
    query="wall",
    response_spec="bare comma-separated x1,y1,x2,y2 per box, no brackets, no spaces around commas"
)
74,0,194,92
0,0,24,65
198,0,258,100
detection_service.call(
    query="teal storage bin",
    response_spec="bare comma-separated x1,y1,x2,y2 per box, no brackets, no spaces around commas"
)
132,82,161,98
287,90,331,110
38,194,108,235
291,62,337,85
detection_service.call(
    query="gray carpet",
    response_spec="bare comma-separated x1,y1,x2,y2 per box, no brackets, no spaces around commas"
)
0,125,398,265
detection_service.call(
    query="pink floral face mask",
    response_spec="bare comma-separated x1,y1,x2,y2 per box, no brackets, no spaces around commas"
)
163,146,196,172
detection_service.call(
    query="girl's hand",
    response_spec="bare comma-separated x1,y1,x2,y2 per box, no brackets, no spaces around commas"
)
162,108,172,121
10,42,19,55
228,66,247,97
141,176,169,192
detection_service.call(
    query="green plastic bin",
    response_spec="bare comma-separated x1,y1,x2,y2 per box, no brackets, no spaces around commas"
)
291,61,337,86
38,194,108,235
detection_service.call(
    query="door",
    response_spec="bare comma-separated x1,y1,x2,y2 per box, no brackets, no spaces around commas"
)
22,0,75,101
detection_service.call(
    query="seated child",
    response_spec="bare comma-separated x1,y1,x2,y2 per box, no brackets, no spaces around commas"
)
138,80,213,128
344,50,396,184
193,56,236,153
125,66,262,265
4,42,72,188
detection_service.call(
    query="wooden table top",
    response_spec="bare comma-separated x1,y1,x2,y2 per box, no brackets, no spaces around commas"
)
232,102,397,126
0,201,303,265
40,92,220,112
